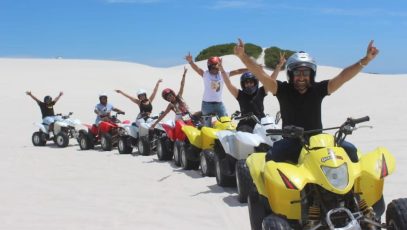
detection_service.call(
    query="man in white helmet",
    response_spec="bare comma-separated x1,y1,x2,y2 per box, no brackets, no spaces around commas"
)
234,38,379,163
94,93,125,124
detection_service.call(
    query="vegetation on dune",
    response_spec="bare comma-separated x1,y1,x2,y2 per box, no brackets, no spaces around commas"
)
195,43,295,70
195,43,262,61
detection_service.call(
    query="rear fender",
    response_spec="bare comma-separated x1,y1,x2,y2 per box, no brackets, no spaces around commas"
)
34,122,48,133
182,125,201,148
355,147,395,207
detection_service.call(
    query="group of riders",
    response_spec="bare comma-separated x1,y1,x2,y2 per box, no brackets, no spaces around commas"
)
26,39,379,164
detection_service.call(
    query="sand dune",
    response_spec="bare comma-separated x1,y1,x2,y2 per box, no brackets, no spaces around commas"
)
0,56,406,229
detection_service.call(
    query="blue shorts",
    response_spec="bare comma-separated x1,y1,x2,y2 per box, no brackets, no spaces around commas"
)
201,101,227,117
42,115,62,125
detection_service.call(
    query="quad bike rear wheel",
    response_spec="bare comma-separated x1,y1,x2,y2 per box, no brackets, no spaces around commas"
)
118,136,133,154
32,131,47,146
78,132,94,150
386,198,407,230
55,132,69,147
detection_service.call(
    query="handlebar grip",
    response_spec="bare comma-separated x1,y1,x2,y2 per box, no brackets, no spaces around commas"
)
351,116,370,124
266,129,283,135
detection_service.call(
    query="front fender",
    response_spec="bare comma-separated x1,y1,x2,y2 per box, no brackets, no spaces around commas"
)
355,147,395,207
236,131,263,147
182,125,201,149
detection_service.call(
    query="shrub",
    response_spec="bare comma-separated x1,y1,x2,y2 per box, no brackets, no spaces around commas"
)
195,43,262,61
264,47,295,70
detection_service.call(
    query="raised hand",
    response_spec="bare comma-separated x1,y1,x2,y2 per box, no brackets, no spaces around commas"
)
115,89,122,94
25,91,32,96
234,38,246,58
185,52,193,63
276,51,286,68
366,40,379,62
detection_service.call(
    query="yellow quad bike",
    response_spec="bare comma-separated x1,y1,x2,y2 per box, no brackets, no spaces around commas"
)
246,116,407,230
180,112,238,174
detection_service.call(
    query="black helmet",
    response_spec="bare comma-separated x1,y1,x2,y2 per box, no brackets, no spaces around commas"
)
286,51,317,83
44,95,52,104
240,71,258,95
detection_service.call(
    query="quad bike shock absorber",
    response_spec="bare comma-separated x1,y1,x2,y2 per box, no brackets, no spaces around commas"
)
304,205,320,229
358,199,377,230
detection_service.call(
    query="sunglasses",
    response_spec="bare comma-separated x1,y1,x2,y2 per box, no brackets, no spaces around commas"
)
293,69,311,77
165,93,174,101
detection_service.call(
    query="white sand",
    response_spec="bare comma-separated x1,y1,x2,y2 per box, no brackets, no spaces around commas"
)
0,55,406,229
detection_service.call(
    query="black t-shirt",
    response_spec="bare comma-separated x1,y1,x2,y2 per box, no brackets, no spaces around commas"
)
237,86,267,119
276,80,329,131
38,101,55,118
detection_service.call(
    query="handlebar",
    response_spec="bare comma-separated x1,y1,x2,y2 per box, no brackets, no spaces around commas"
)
266,116,371,140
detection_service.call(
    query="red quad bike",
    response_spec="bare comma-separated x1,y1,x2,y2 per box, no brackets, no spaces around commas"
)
78,112,129,151
161,113,201,166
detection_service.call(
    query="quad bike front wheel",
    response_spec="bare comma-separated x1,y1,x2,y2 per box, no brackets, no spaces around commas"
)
261,214,292,230
386,198,407,229
248,184,268,230
32,131,47,146
55,132,69,147
200,150,215,177
214,154,236,187
138,136,150,156
180,143,199,170
173,141,182,166
236,159,251,203
157,137,172,161
101,133,113,151
118,136,133,154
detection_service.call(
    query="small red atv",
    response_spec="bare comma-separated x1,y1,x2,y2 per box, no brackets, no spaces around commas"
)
78,112,129,151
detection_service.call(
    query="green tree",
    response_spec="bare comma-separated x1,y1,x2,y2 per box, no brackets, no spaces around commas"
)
264,47,295,69
195,43,262,61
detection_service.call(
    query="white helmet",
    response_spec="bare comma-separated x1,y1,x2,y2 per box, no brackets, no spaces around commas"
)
286,51,317,83
137,89,147,98
99,92,108,99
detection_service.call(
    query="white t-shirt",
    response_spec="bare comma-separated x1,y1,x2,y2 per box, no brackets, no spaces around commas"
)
202,70,229,102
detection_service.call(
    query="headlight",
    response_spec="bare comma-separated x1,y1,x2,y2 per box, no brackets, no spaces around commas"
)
321,164,348,190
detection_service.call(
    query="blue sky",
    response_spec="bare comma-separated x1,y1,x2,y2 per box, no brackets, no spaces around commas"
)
0,0,406,74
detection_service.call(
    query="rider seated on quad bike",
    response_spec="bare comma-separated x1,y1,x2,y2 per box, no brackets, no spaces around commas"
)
150,67,201,131
234,39,379,164
26,90,64,133
115,78,163,124
220,54,285,133
94,93,125,124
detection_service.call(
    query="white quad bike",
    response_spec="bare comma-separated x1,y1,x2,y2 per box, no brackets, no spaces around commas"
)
215,112,281,203
130,114,174,158
31,112,83,147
